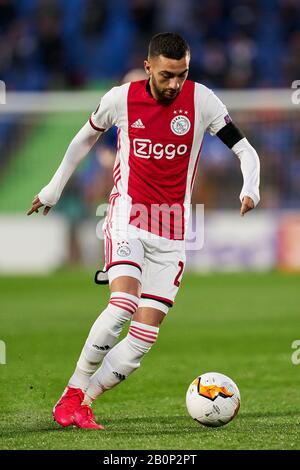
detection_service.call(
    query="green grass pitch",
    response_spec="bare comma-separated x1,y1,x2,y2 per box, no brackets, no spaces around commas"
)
0,271,299,450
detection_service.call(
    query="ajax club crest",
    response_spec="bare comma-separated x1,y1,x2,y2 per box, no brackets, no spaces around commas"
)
170,113,191,136
117,240,131,257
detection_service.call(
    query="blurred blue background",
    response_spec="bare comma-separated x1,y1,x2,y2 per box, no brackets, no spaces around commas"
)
1,0,300,91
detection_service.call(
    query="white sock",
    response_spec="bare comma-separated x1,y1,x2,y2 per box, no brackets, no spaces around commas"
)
68,292,139,391
85,321,159,400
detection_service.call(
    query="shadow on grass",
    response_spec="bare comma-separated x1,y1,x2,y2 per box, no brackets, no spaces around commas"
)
2,411,298,441
100,415,218,436
240,410,300,419
0,423,73,439
0,415,203,439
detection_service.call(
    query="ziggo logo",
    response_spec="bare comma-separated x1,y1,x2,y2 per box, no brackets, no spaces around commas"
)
133,138,188,160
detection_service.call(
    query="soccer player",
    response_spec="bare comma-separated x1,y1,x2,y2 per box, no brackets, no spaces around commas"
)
27,33,260,429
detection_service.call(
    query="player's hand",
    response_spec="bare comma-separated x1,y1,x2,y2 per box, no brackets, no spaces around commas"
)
27,195,51,216
240,196,254,217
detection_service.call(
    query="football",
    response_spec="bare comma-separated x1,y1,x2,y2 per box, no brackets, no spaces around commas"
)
186,372,241,427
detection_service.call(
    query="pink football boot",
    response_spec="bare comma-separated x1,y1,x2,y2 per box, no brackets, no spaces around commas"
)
73,404,105,430
53,386,84,427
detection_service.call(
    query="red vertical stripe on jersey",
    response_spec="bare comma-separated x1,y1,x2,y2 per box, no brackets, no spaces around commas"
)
112,129,121,191
126,80,195,240
190,138,204,193
104,192,119,266
108,194,118,262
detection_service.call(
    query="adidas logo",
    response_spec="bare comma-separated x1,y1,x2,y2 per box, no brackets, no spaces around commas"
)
92,344,110,351
113,371,126,381
131,118,145,129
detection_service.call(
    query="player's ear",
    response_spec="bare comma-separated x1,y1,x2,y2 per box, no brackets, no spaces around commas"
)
144,59,151,76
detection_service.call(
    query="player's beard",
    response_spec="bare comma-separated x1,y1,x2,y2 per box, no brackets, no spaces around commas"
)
150,76,180,103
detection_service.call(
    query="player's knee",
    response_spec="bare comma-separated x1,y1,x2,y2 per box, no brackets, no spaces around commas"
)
110,276,140,297
137,298,170,320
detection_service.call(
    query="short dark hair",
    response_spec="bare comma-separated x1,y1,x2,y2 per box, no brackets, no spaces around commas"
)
148,32,190,60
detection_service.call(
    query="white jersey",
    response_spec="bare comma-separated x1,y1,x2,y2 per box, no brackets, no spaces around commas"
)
89,79,230,240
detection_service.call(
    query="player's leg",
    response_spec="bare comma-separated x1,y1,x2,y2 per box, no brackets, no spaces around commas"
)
53,232,143,428
73,235,184,429
68,234,143,387
68,278,140,392
81,305,166,408
71,275,143,430
80,237,180,409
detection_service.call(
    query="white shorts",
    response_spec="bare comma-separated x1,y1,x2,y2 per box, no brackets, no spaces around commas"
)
103,224,186,314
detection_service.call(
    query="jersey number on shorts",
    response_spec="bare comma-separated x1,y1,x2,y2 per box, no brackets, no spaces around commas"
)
174,261,185,287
